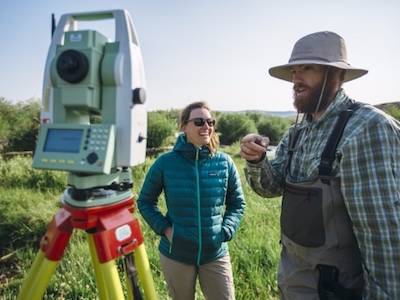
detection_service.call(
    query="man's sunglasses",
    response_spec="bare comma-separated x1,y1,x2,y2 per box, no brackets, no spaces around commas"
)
188,118,216,127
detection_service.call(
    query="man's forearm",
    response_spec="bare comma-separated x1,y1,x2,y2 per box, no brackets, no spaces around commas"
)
244,157,284,198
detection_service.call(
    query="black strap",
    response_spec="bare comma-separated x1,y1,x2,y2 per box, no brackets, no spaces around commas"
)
317,264,362,300
124,253,143,300
285,128,302,176
318,103,361,176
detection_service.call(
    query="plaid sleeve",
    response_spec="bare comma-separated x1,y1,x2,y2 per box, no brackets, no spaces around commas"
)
340,119,400,299
244,133,289,198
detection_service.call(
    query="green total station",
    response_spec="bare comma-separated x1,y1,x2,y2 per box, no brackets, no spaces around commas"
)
32,10,147,203
18,10,157,300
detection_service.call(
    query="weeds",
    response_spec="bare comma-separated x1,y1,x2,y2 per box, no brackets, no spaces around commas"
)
0,154,280,299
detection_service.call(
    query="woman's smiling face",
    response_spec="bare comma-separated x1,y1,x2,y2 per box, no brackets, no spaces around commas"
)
182,107,214,147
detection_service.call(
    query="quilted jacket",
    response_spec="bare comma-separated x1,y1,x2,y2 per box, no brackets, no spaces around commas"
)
138,134,245,265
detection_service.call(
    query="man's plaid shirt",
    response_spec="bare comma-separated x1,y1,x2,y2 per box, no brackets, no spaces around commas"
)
245,89,400,299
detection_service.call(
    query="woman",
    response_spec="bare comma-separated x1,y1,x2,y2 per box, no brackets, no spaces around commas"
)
138,101,245,300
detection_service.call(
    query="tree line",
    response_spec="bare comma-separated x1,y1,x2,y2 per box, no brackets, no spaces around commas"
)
146,109,293,148
0,97,294,154
3,97,399,154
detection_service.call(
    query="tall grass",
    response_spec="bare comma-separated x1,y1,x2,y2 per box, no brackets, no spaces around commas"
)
0,156,66,192
0,151,281,299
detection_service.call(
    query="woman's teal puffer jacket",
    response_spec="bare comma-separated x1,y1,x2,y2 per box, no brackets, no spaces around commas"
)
138,134,245,265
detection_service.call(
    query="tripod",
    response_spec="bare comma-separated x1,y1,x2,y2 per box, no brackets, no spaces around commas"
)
17,190,157,300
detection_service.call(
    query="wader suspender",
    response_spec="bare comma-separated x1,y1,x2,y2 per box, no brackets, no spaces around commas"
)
286,128,301,177
286,103,361,177
318,102,361,176
316,102,362,300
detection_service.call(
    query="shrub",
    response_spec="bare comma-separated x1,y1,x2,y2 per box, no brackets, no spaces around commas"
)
256,117,290,145
0,156,66,192
0,97,40,153
147,111,177,148
217,113,257,145
384,104,400,121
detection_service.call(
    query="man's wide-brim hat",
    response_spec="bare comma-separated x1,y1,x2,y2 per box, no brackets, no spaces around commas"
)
269,31,368,82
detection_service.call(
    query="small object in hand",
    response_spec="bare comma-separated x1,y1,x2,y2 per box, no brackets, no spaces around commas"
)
255,138,266,147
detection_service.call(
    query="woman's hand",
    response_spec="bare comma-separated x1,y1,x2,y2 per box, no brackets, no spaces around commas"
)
164,226,173,243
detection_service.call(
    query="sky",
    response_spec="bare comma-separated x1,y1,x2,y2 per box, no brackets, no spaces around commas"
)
0,0,399,112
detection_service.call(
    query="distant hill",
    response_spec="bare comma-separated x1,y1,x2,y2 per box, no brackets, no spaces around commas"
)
242,110,296,117
219,109,296,118
219,101,400,118
374,101,400,111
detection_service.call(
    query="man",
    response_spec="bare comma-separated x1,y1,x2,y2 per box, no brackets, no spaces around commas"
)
240,31,400,299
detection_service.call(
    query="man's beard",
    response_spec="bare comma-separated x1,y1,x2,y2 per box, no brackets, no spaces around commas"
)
293,75,338,114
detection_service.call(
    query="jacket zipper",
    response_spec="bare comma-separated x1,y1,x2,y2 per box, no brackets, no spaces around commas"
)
195,148,202,266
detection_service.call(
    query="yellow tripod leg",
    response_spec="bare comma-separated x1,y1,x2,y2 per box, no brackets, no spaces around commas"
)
17,249,45,297
88,235,110,300
124,254,136,300
88,235,125,300
134,243,157,300
17,250,58,300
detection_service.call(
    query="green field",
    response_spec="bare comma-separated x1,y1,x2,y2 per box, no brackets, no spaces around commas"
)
0,146,281,299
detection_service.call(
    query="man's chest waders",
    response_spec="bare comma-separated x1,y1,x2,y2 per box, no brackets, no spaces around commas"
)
279,103,364,300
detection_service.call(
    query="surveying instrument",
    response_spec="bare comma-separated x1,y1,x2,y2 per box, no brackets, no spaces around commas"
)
17,10,157,300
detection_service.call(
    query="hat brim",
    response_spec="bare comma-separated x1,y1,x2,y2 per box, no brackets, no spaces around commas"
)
268,60,368,82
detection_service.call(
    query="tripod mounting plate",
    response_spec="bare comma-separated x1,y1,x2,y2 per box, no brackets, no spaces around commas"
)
41,196,144,263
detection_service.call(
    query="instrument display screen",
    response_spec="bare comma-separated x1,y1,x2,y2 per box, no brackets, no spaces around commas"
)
44,129,83,153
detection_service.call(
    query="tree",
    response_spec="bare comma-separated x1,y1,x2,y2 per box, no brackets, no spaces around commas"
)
384,104,400,121
217,113,257,145
147,111,177,148
256,116,290,145
0,98,40,153
7,100,40,152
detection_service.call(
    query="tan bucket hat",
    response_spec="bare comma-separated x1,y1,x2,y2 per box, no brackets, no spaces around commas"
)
269,31,368,82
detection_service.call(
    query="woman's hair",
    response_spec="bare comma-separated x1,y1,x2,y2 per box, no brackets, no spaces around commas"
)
179,101,219,153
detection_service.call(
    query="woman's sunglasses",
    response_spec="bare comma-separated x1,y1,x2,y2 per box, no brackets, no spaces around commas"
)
188,118,216,127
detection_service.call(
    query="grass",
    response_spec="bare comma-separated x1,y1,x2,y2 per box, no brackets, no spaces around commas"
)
0,149,281,299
